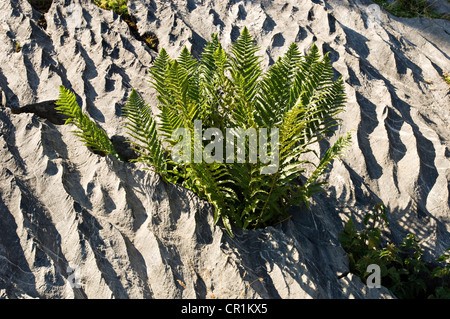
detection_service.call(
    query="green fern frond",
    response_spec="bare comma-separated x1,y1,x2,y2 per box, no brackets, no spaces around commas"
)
198,35,233,128
55,85,119,159
123,89,167,176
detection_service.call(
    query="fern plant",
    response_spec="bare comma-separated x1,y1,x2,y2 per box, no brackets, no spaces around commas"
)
127,27,352,236
122,89,167,175
55,85,120,160
339,203,450,299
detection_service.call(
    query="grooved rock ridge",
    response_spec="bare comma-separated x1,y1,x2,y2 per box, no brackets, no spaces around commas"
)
0,0,448,298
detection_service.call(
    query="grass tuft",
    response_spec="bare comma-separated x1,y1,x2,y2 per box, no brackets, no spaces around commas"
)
91,0,158,51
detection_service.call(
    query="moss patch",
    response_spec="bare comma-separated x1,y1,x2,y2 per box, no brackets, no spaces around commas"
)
372,0,450,20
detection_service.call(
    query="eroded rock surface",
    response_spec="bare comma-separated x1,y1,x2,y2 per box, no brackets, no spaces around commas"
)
0,0,448,299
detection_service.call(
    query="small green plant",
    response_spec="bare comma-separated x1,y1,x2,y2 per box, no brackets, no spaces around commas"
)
372,0,448,20
339,202,450,299
55,85,120,160
339,203,392,277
